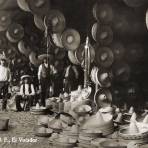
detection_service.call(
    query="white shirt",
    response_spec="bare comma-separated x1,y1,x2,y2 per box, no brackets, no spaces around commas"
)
20,84,35,96
38,64,57,80
0,65,11,82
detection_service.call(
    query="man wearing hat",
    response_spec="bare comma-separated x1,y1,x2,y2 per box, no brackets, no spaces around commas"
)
0,55,11,111
15,75,35,111
38,58,57,107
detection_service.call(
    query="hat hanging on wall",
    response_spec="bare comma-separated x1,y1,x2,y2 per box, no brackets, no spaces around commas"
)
27,0,50,16
6,23,24,43
95,46,114,68
68,51,79,65
34,14,45,31
17,0,31,12
44,9,66,33
61,28,80,51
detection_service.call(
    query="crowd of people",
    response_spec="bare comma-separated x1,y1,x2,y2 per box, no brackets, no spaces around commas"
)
0,55,84,112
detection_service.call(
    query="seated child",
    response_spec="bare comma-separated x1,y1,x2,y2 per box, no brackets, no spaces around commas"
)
15,75,35,111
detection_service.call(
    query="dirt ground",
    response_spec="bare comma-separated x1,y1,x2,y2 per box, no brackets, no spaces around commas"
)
0,111,51,148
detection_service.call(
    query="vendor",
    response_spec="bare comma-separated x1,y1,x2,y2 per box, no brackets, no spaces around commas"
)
15,75,35,111
38,58,57,107
0,55,11,111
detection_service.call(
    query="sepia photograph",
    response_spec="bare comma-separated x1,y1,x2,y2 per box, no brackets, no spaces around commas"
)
0,0,148,147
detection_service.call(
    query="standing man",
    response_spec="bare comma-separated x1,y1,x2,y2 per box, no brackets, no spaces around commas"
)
0,55,11,111
38,57,57,107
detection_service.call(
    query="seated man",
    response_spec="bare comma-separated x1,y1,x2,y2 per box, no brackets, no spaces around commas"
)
15,75,35,111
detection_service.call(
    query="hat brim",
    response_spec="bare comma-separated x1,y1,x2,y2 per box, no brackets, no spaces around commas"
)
21,75,31,80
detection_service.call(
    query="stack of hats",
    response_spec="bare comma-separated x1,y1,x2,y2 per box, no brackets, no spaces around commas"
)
81,111,114,136
78,129,102,148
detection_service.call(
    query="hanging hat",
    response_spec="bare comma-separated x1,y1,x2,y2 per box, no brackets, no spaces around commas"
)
27,0,50,16
68,51,79,65
95,47,114,68
146,9,148,30
91,22,99,42
17,0,30,12
38,54,54,63
96,25,113,45
29,51,42,66
75,43,95,65
113,62,131,82
94,88,112,108
92,3,98,21
6,23,24,43
18,40,32,57
96,68,113,88
0,11,11,31
61,28,80,51
21,75,31,80
95,3,113,24
52,33,63,48
34,14,45,31
110,42,125,61
44,9,66,33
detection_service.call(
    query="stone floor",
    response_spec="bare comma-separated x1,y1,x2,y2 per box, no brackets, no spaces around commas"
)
0,111,51,148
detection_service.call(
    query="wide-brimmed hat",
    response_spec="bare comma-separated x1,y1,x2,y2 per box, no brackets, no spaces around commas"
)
95,46,114,68
44,9,65,33
17,0,30,12
6,23,24,43
21,75,31,80
61,28,81,51
27,0,50,17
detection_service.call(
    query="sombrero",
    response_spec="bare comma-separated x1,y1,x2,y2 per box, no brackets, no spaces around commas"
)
27,0,50,16
75,43,95,65
68,51,79,65
18,40,32,57
96,68,113,88
6,23,24,43
95,4,113,24
52,33,63,48
96,25,113,45
94,88,112,108
113,62,131,82
21,75,31,80
110,42,125,61
34,14,45,31
0,11,11,31
61,28,80,51
92,3,98,21
29,51,42,66
95,47,114,68
146,8,148,30
38,54,54,63
91,22,99,42
44,9,65,33
17,0,30,12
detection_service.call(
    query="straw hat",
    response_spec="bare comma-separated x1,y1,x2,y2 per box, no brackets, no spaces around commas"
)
17,0,30,12
34,14,45,31
44,9,65,33
27,0,50,16
61,28,80,51
6,23,24,43
95,47,114,68
21,75,31,80
0,11,11,31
